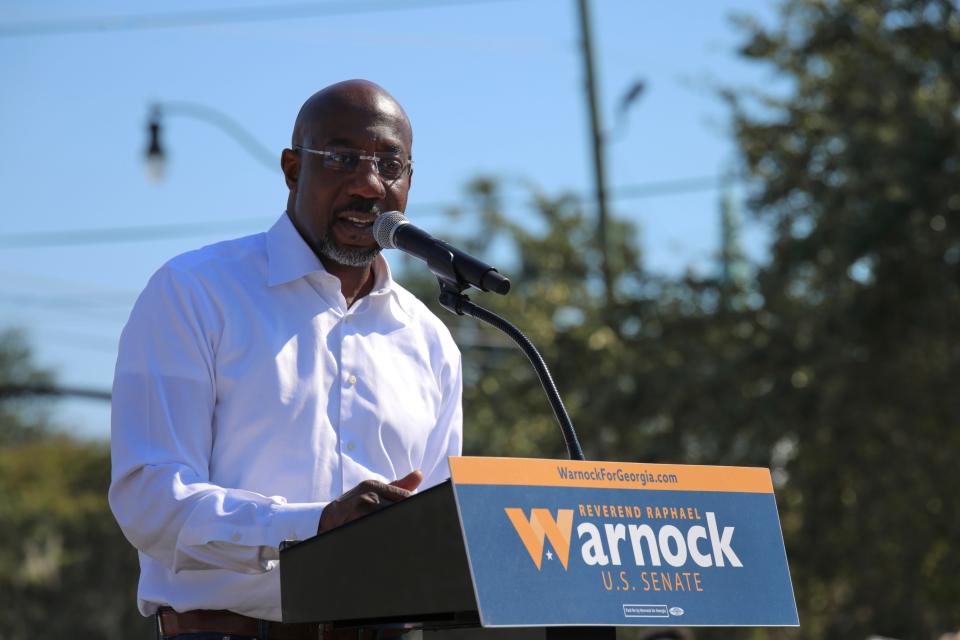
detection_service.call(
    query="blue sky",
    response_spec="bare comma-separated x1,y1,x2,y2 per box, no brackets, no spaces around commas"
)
0,0,780,439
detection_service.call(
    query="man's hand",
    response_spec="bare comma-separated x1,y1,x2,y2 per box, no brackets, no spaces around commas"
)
317,470,423,534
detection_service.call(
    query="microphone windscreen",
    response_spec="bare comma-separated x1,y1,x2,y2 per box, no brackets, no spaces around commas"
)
372,211,408,249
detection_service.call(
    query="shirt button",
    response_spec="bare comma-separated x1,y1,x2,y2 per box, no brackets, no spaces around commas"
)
347,374,357,385
346,442,356,452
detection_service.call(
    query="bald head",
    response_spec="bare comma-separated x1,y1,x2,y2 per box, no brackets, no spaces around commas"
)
291,79,412,152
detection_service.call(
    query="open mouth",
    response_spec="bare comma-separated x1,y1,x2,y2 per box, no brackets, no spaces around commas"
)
332,210,379,247
340,213,375,228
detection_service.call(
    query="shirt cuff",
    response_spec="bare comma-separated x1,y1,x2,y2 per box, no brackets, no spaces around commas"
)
267,501,327,546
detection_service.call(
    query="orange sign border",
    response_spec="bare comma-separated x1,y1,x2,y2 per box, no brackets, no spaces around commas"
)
449,456,773,494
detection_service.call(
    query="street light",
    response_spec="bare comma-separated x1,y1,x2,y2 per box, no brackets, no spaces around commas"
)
145,106,165,183
143,101,280,182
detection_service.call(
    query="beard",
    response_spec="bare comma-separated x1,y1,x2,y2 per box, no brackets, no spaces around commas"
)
304,197,382,268
315,231,381,267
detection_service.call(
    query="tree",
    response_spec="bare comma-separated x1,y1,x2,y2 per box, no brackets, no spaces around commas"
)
728,1,960,637
0,330,53,444
0,330,150,639
400,177,780,469
397,178,662,462
401,3,960,625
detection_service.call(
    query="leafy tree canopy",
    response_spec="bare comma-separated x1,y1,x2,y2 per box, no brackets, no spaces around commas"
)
0,331,149,639
729,1,960,637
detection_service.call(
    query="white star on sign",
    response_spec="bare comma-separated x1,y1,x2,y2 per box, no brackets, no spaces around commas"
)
546,550,554,560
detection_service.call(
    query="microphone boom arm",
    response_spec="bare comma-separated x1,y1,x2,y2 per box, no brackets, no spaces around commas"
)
438,280,585,462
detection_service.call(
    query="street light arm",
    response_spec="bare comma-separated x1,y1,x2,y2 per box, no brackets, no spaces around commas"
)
152,101,280,172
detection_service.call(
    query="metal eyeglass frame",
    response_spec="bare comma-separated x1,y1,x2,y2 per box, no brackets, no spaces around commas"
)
293,144,413,182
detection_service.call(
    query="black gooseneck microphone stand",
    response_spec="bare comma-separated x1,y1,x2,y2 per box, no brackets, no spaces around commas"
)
436,277,585,462
439,280,617,640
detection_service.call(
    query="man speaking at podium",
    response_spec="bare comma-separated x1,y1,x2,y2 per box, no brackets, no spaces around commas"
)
109,80,463,639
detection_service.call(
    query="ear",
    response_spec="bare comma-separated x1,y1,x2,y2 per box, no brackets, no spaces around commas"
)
280,148,299,191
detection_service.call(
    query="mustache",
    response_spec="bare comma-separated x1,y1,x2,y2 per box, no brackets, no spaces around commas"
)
335,199,381,216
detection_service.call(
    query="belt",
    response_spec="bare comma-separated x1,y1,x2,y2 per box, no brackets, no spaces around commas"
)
157,608,389,640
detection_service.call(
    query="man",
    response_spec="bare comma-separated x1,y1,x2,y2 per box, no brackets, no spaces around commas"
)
109,80,463,639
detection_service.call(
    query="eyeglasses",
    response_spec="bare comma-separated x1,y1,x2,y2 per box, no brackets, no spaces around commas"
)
293,145,413,182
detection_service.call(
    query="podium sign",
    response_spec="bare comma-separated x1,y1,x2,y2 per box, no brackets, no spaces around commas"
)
449,457,799,628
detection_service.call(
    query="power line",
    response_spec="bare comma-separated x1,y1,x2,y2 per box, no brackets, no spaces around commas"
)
0,300,131,324
17,328,121,353
0,292,137,307
0,216,273,249
0,0,515,38
0,176,728,250
0,269,135,293
0,208,449,249
0,384,111,401
0,293,136,324
611,175,725,199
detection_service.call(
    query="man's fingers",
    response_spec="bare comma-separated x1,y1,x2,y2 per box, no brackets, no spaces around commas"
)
359,491,381,507
319,473,425,533
390,469,423,493
359,470,422,503
318,490,384,532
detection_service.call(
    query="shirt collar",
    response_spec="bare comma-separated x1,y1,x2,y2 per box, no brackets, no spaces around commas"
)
266,211,324,287
367,251,416,320
267,211,414,317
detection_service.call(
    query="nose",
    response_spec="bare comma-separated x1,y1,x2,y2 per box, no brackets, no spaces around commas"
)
344,157,386,200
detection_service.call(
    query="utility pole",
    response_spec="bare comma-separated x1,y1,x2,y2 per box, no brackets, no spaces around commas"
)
718,177,749,311
576,0,613,307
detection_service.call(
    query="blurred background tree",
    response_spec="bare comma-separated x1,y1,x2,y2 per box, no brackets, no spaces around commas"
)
0,330,53,445
407,1,960,638
0,330,150,639
729,0,960,637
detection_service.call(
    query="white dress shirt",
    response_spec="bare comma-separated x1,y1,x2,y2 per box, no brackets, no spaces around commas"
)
109,212,463,621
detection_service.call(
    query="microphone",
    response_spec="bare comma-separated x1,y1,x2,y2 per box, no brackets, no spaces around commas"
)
373,211,510,295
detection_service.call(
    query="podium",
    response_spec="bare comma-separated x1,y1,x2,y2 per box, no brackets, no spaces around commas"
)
280,457,798,637
280,480,607,638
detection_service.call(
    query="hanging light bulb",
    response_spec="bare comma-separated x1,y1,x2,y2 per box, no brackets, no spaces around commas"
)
144,105,165,183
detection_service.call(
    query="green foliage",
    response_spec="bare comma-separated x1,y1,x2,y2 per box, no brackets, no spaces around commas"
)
0,334,150,639
0,330,53,444
401,4,960,637
399,178,664,462
401,179,778,470
730,1,960,638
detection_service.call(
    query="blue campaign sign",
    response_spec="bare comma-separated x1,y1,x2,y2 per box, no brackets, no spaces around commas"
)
448,457,799,628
